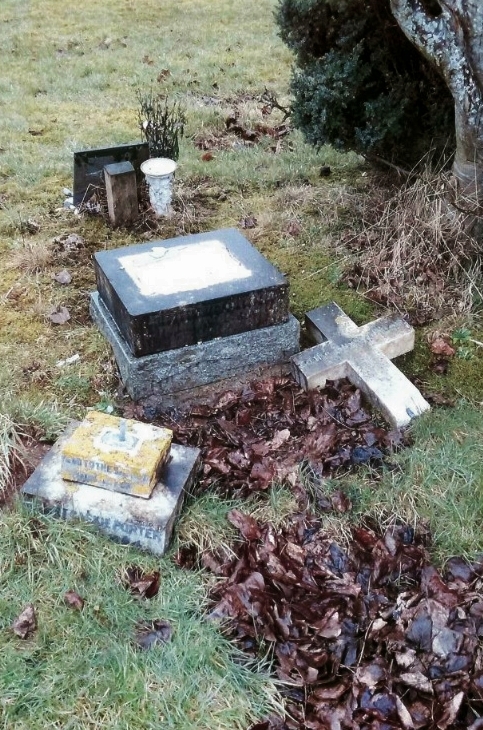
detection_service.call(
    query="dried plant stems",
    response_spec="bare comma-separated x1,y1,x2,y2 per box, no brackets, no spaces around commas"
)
137,91,186,160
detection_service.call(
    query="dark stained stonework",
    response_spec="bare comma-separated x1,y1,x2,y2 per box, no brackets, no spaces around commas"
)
73,142,149,205
90,291,300,400
94,228,290,357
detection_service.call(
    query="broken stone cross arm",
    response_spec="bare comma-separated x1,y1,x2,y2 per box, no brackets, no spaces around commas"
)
291,302,430,428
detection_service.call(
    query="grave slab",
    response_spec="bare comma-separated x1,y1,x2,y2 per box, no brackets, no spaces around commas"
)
104,161,138,228
22,423,201,556
291,301,430,428
60,411,172,499
94,228,290,357
90,291,300,400
73,142,149,206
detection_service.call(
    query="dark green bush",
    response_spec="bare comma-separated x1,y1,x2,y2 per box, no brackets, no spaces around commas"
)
276,0,454,167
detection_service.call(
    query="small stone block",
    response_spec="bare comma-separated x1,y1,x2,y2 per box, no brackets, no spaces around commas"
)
94,228,290,356
60,411,172,499
22,424,201,556
104,161,135,176
291,301,430,428
104,161,138,228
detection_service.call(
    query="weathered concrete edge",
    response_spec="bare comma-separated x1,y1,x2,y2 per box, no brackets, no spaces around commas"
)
90,291,300,400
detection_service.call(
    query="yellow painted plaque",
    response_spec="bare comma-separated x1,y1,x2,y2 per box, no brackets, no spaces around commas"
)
60,411,172,498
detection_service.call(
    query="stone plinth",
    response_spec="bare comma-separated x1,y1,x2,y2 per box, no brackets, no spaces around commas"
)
90,292,300,400
291,301,430,428
22,423,201,556
60,411,172,499
93,228,289,357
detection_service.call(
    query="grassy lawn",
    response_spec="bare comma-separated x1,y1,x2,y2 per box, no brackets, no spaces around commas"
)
1,0,483,727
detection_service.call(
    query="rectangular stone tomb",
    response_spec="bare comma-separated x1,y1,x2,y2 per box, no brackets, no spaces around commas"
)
93,228,290,357
291,301,430,428
60,411,172,499
73,142,149,205
90,291,300,400
22,424,201,556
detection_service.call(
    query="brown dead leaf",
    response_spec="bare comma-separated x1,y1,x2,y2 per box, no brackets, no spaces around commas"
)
431,358,450,375
48,305,71,325
134,618,172,650
53,269,72,285
267,429,291,450
395,696,414,729
123,566,160,598
331,490,352,513
430,337,456,357
227,510,261,541
64,590,85,610
286,220,302,237
240,215,257,229
12,603,37,638
436,690,464,729
201,151,214,161
399,671,433,694
157,68,171,82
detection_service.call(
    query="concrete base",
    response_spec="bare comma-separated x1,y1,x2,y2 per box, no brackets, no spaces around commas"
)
22,423,201,555
90,291,300,401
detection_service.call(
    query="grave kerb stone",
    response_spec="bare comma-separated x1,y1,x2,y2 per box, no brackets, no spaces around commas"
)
291,301,430,428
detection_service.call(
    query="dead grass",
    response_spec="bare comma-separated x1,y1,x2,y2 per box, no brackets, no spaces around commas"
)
8,239,54,274
344,169,483,322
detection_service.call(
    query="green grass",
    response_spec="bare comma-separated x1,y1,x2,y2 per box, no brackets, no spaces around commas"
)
0,508,281,730
327,401,483,564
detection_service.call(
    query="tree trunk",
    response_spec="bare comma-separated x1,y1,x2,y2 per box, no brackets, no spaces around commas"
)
389,0,483,207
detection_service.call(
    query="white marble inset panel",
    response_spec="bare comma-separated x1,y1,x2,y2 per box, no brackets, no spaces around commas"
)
119,239,252,297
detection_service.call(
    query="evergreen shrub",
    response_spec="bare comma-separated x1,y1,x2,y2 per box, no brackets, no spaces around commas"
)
276,0,454,167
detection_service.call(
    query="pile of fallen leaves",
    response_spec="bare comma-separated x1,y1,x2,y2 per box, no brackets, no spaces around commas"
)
152,377,403,497
201,511,483,730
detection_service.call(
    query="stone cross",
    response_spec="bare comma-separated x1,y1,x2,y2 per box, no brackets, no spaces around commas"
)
291,302,430,428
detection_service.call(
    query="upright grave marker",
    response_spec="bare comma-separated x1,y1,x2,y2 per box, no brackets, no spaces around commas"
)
104,161,138,227
73,142,149,206
90,228,300,399
291,301,430,428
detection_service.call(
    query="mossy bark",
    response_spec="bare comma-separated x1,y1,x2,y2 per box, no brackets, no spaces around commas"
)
390,0,483,207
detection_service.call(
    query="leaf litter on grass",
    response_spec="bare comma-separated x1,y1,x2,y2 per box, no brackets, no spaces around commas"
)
141,374,481,728
149,376,404,498
207,513,483,730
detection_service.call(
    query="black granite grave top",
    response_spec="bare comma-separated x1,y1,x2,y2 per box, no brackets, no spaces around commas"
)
94,228,290,357
73,142,149,205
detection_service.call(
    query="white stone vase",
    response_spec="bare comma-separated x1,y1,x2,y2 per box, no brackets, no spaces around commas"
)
140,157,177,216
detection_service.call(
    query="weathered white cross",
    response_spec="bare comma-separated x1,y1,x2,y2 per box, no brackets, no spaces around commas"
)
291,302,430,428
